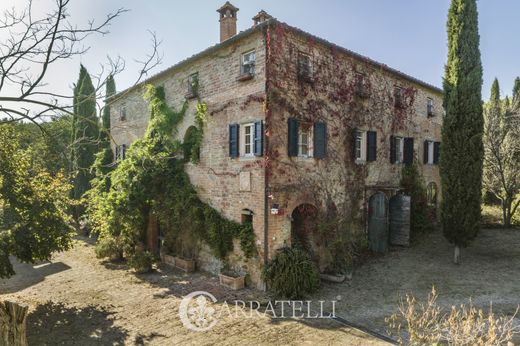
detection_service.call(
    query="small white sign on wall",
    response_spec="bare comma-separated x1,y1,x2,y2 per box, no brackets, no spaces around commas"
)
239,172,251,192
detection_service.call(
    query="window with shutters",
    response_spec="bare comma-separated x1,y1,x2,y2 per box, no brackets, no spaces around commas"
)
238,50,255,81
424,140,440,165
354,130,376,163
355,131,366,162
241,123,255,157
298,125,312,158
297,52,312,82
394,136,404,163
425,141,434,164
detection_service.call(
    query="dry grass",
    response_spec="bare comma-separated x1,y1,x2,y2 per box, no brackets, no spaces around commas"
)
482,204,520,228
386,287,519,346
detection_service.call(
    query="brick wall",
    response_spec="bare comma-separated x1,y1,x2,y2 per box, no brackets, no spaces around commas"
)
110,31,267,289
265,26,443,268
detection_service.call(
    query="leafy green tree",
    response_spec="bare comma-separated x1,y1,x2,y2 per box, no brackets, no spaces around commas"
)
441,0,484,264
72,65,99,217
0,125,74,278
10,116,74,176
483,78,520,227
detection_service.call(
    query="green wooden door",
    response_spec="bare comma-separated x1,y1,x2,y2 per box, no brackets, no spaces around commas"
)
368,193,388,253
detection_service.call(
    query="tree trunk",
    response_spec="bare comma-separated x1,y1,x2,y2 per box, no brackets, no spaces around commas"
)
454,245,461,265
0,301,28,346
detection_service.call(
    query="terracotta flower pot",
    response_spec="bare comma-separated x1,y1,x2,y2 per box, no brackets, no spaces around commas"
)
219,273,245,290
174,257,196,273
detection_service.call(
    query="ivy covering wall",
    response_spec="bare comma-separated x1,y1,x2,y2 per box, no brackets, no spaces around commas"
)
88,85,256,262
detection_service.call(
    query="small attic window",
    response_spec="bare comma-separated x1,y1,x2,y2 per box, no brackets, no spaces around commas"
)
238,50,256,81
297,52,313,82
186,73,199,99
119,106,127,121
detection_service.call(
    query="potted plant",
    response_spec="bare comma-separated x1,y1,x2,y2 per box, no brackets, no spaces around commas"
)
219,263,246,290
129,250,155,274
159,247,176,267
174,245,196,273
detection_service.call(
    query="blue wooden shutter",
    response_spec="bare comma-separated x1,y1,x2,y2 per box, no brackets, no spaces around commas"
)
367,131,377,162
433,142,441,164
403,137,414,164
313,122,327,159
229,124,239,158
390,136,396,164
254,120,263,156
288,117,299,157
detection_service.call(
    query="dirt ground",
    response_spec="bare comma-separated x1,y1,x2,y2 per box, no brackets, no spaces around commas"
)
2,228,519,345
315,228,520,335
0,236,388,346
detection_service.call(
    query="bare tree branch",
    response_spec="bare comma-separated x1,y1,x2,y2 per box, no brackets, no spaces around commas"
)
0,0,162,123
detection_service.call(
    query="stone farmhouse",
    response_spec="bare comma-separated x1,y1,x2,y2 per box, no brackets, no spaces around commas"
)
108,2,443,288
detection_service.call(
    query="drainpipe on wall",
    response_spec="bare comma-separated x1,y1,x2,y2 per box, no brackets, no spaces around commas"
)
262,23,272,292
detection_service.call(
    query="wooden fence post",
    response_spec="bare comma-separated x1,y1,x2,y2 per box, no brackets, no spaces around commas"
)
0,301,28,346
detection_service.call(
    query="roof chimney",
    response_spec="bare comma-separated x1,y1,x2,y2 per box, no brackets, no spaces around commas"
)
217,2,239,43
252,10,272,26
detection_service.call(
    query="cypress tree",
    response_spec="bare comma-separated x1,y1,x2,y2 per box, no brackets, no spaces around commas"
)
101,75,115,143
513,77,520,105
96,75,116,189
441,0,484,264
72,65,99,212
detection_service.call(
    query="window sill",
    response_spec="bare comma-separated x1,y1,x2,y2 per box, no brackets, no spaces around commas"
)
237,73,255,82
355,159,366,165
239,155,259,161
297,74,313,83
185,92,198,99
294,155,314,161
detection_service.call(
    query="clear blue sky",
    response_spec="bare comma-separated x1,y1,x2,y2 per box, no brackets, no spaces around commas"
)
2,0,519,102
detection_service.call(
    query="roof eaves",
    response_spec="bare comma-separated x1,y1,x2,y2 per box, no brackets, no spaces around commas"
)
108,20,272,103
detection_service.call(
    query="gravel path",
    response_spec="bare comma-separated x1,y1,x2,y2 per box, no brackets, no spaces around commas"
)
315,228,520,336
0,237,388,346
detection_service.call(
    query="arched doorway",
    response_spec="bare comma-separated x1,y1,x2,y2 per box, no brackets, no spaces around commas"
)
183,126,200,162
368,192,388,253
426,182,438,207
291,204,320,265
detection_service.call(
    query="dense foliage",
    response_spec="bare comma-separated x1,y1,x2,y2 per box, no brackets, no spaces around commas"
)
0,125,74,278
400,164,434,238
482,78,520,227
5,116,73,176
88,85,256,263
263,247,320,299
441,0,484,253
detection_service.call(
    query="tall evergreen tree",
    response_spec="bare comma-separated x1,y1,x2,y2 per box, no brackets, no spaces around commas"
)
95,75,116,191
72,65,99,213
101,75,115,144
441,0,484,264
513,77,520,106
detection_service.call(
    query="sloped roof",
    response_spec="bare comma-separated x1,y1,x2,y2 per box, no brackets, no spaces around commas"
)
110,18,442,102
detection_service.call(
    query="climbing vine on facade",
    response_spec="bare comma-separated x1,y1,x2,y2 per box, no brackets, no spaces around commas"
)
88,85,256,262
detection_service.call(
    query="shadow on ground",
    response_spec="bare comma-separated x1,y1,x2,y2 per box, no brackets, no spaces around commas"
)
0,260,70,294
27,301,129,346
